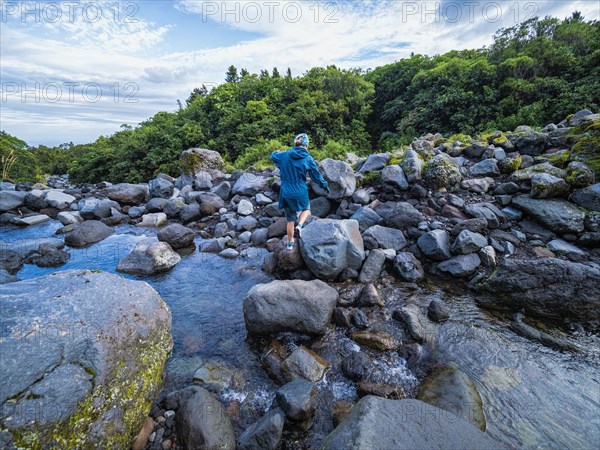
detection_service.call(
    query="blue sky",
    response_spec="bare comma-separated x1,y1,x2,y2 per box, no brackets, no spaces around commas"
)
1,0,599,146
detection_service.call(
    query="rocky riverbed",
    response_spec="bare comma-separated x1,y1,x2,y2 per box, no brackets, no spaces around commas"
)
1,110,600,449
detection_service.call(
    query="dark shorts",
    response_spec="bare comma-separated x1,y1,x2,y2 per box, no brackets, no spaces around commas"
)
281,197,309,223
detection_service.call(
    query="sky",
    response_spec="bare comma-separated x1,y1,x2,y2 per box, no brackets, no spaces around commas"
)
1,0,599,147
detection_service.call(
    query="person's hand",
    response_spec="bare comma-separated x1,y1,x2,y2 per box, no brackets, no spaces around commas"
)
325,186,331,195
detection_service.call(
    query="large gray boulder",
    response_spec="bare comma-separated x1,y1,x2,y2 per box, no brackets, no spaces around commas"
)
382,165,409,190
104,183,149,205
362,224,407,251
243,279,337,335
0,270,172,449
64,220,114,248
393,252,425,282
469,159,500,177
44,190,76,209
512,195,585,234
233,173,269,196
157,223,195,249
380,202,424,230
0,190,27,212
149,177,174,199
175,387,235,450
312,158,356,200
299,219,365,279
423,154,462,189
570,183,600,211
116,238,181,275
451,230,488,255
531,173,568,199
180,148,224,187
417,230,451,261
507,131,548,156
321,397,499,450
237,408,284,450
358,153,389,173
478,258,600,328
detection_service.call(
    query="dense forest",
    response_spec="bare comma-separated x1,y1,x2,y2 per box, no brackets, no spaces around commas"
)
1,14,599,184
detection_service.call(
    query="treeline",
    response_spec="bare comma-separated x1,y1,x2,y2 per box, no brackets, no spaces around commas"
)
1,13,598,184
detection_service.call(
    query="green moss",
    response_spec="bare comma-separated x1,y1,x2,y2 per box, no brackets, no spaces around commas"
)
498,154,522,174
433,138,448,147
546,151,571,168
448,133,473,144
388,150,406,166
357,171,382,187
9,319,172,449
180,151,200,176
571,135,600,175
492,135,508,146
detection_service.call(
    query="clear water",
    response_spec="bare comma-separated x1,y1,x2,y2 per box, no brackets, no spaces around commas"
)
2,220,599,449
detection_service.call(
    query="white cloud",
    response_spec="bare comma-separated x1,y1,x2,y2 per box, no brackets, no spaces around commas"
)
1,0,598,146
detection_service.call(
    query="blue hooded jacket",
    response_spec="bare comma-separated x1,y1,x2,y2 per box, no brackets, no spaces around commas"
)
270,147,329,211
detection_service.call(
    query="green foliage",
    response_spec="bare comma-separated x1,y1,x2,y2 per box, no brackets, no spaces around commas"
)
0,131,42,182
234,139,284,170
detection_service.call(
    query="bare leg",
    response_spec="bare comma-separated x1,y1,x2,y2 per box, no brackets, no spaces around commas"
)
298,210,311,226
286,221,295,243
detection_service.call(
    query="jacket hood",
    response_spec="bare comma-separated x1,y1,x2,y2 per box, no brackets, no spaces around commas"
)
289,146,309,160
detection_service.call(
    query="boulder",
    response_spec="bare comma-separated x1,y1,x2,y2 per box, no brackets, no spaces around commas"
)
382,165,409,190
104,183,149,204
149,177,174,199
478,258,600,328
237,408,285,450
357,249,386,283
24,189,48,210
237,198,255,216
194,192,226,215
157,223,195,249
417,230,451,261
350,330,399,351
0,268,19,284
451,230,488,255
210,181,231,201
275,379,317,421
312,158,356,200
193,171,213,190
428,299,450,322
510,162,566,183
507,131,548,156
180,148,224,186
400,150,424,183
0,270,172,449
116,238,181,275
358,153,389,173
176,387,235,450
299,219,365,279
362,225,407,251
438,254,481,277
321,397,498,450
570,183,600,211
512,195,585,234
463,141,488,159
232,173,269,196
44,190,75,209
93,198,121,219
273,239,304,272
137,212,168,227
531,173,568,199
309,197,331,217
423,154,462,189
64,220,114,248
281,346,328,382
418,363,485,431
11,214,50,226
243,279,337,335
78,198,100,219
350,207,383,233
381,202,424,230
565,162,595,188
461,177,494,193
393,252,425,282
0,190,27,212
469,159,500,177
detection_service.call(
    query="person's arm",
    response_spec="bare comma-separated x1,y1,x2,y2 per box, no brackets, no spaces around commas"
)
307,157,329,190
270,150,283,168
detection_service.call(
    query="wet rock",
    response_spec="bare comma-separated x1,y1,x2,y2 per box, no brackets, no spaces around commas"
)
350,207,383,233
451,230,488,255
0,269,20,284
243,279,337,335
176,387,235,450
531,173,568,199
393,252,425,282
362,225,407,251
64,220,114,248
322,397,498,450
358,283,384,307
299,219,365,280
276,379,317,421
418,363,486,431
332,307,353,327
157,223,195,249
0,270,172,449
512,195,585,234
510,313,579,352
31,249,70,268
352,309,370,329
349,330,399,351
570,183,600,211
393,304,428,342
478,258,600,328
281,346,328,382
428,299,450,322
417,229,451,261
341,352,373,381
312,158,356,200
192,362,235,392
220,248,239,259
237,407,285,450
104,183,149,204
438,254,481,277
357,249,386,283
11,214,50,226
117,238,181,275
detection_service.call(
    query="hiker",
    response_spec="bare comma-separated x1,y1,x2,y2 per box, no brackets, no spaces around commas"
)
270,133,329,250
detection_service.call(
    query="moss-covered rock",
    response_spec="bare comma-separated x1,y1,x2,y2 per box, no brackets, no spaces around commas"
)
566,161,596,188
0,270,173,449
180,148,224,186
423,154,462,189
510,162,566,183
498,153,522,174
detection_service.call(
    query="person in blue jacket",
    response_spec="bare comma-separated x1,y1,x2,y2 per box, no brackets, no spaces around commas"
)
270,133,329,250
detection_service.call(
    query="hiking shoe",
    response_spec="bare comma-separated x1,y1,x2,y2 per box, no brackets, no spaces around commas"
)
287,240,295,251
294,224,302,239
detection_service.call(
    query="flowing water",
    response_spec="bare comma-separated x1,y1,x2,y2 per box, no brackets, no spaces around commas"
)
2,221,599,449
